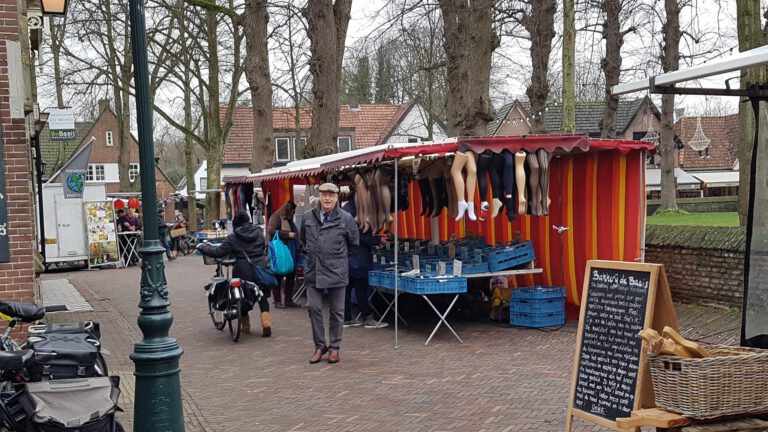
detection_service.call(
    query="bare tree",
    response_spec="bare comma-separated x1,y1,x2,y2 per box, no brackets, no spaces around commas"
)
657,0,681,211
562,0,576,133
244,0,274,173
303,0,352,157
439,0,499,136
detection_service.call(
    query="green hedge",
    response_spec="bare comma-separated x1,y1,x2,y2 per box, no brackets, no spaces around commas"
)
645,225,746,252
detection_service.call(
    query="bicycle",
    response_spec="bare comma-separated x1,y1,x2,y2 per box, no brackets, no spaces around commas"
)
170,228,194,257
203,256,245,342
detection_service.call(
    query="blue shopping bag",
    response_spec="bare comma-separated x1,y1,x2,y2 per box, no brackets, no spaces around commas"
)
268,233,294,275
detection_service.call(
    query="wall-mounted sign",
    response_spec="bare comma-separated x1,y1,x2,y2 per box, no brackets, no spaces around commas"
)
0,127,10,263
47,108,75,142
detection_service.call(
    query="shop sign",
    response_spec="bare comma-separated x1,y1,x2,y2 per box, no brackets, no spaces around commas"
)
48,108,75,142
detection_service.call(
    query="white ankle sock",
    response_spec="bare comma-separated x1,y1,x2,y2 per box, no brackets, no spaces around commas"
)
491,198,503,218
455,201,468,221
467,202,477,221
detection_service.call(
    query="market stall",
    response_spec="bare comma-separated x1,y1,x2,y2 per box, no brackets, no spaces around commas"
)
230,135,652,321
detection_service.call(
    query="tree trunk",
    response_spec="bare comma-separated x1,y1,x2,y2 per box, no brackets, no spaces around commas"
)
737,0,766,225
205,8,222,225
180,12,197,232
600,0,621,138
118,86,132,192
658,0,681,211
522,0,556,134
561,0,576,134
50,21,65,108
304,0,352,157
244,0,274,173
438,0,499,136
205,144,223,225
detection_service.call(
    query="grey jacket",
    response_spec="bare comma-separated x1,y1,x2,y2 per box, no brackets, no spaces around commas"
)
300,205,359,289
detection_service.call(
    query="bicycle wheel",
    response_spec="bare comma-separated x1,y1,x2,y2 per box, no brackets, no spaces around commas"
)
178,238,191,256
208,296,226,330
227,298,242,343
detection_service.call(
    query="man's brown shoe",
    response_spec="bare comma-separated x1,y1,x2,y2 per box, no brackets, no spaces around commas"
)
327,350,340,364
309,346,328,364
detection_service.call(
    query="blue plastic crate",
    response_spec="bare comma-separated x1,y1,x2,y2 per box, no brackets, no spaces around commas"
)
400,275,467,295
486,241,534,272
459,261,489,274
510,297,564,314
368,271,382,287
510,311,565,328
511,286,566,300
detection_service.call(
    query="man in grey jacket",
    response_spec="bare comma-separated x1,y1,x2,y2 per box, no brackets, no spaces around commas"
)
301,182,360,364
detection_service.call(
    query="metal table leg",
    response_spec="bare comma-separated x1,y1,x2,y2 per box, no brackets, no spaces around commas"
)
372,288,408,326
423,294,463,346
292,278,306,304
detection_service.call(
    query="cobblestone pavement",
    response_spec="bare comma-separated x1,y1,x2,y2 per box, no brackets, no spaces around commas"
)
40,256,741,432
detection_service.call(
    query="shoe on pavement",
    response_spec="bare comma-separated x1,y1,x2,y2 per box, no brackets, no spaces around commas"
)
274,302,287,309
284,301,299,308
343,318,364,328
327,350,340,364
309,346,328,364
363,318,389,329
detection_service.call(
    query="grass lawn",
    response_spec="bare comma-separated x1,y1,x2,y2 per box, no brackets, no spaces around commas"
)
646,211,740,226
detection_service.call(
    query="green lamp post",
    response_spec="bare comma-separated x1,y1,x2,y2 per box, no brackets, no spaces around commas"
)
127,0,185,429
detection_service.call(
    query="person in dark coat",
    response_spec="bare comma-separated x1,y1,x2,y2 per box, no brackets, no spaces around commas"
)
157,209,174,261
266,201,300,308
197,210,272,336
341,199,389,329
300,183,359,364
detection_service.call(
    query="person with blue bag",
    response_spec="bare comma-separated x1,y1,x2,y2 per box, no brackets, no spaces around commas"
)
301,183,359,364
196,210,273,336
267,201,300,308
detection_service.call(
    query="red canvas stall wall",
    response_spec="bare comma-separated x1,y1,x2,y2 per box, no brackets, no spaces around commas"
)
259,149,646,319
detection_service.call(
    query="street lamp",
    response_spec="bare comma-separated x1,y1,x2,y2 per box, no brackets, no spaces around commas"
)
40,0,69,16
127,0,185,430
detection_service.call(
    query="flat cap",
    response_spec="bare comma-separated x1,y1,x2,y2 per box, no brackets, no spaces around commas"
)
318,183,339,194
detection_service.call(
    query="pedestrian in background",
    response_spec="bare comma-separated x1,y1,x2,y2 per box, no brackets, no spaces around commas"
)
341,199,389,329
267,200,300,308
300,183,359,364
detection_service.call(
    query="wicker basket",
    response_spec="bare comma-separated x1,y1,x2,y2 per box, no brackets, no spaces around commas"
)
649,345,768,420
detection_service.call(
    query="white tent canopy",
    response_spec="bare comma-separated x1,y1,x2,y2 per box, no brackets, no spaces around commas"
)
645,168,701,191
690,171,740,188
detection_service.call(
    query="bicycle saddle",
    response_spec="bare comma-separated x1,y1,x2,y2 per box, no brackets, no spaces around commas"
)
0,349,34,371
0,301,45,322
220,259,236,266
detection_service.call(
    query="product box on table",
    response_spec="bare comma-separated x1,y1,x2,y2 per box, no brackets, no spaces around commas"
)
485,241,534,272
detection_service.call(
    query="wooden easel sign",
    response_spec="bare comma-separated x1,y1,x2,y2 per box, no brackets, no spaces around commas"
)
565,260,678,432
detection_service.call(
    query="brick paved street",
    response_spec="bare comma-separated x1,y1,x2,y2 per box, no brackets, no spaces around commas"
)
41,256,740,432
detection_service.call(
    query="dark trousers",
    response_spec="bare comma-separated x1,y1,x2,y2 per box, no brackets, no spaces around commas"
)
345,277,371,321
159,235,172,259
307,286,344,351
274,272,295,304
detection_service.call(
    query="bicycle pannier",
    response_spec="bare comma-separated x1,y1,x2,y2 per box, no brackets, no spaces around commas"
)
28,334,99,381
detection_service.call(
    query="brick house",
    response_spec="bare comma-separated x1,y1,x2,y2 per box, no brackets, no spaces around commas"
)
488,96,662,141
179,102,447,194
0,0,40,304
675,114,740,196
43,100,178,198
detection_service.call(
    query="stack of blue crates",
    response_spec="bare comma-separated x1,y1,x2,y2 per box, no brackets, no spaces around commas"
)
510,286,566,328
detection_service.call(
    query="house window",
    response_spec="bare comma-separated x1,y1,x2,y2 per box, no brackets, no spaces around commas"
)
698,148,710,159
86,164,105,181
275,138,291,162
337,136,352,153
408,138,418,143
129,163,140,182
199,177,207,191
292,137,307,160
105,131,114,147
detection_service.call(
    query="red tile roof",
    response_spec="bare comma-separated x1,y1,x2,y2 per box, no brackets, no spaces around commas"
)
223,104,410,165
675,115,740,170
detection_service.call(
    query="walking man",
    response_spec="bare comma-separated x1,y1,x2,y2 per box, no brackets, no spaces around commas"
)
300,183,359,364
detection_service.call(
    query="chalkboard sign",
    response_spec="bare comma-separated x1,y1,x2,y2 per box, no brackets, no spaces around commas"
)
566,260,678,431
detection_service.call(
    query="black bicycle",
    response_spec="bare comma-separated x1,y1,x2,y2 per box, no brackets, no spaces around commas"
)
203,256,245,342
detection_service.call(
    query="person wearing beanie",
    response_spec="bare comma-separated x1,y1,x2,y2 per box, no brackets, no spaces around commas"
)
157,209,174,261
301,182,359,364
197,210,272,336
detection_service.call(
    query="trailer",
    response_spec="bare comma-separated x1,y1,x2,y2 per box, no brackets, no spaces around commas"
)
40,183,107,268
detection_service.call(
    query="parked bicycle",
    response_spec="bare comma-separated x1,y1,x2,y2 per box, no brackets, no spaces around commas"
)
0,301,121,431
170,230,194,257
204,256,246,342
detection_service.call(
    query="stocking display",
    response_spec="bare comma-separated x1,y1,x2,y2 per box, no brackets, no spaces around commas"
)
501,150,516,222
514,151,527,215
418,178,433,216
450,148,478,221
476,151,492,221
490,153,505,218
525,152,541,216
537,149,551,215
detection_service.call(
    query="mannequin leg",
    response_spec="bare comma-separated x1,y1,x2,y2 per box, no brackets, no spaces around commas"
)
377,167,393,233
418,178,432,216
476,152,492,220
526,153,541,216
490,153,505,218
353,174,364,228
464,152,478,221
537,149,551,215
366,171,379,233
502,150,516,221
451,152,469,220
515,151,527,215
429,177,443,218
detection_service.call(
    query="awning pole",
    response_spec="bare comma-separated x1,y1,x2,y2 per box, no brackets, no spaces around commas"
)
394,158,399,349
